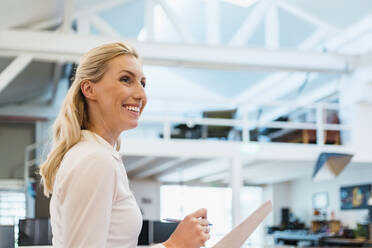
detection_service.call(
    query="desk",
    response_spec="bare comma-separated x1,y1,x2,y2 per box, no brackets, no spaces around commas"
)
273,231,326,246
321,238,372,247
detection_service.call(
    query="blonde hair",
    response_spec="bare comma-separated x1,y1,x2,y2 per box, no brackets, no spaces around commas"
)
39,42,138,196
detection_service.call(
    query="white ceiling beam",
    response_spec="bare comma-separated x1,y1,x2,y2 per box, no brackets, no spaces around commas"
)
28,17,63,30
125,156,157,173
242,161,313,184
231,29,328,106
158,158,232,183
156,0,195,43
233,14,372,113
238,72,320,115
339,32,372,55
233,14,372,111
265,1,279,49
137,28,147,41
201,171,229,183
0,30,353,73
202,161,314,185
244,72,318,108
200,160,264,184
121,139,238,158
230,0,271,46
324,13,372,51
133,157,189,179
277,0,339,33
0,54,33,94
231,72,288,106
88,14,120,37
258,78,338,124
144,0,156,41
205,0,220,45
61,0,75,33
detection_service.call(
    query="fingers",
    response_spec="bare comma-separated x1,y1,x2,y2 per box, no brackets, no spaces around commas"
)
201,232,211,247
183,208,211,247
202,225,210,233
198,218,210,226
165,209,211,248
188,208,207,219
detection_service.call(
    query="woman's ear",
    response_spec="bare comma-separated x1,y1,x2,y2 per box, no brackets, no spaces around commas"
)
81,80,97,100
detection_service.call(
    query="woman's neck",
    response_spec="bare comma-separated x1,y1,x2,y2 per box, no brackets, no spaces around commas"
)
88,124,119,147
86,103,121,147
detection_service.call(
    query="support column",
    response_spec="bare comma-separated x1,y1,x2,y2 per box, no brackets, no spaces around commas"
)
339,65,372,161
231,155,243,227
145,0,155,41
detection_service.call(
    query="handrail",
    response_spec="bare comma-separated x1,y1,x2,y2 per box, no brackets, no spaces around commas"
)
138,101,347,144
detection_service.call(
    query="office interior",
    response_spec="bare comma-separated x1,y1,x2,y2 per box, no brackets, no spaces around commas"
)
1,0,372,247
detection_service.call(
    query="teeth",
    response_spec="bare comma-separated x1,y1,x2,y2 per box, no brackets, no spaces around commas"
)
125,106,140,112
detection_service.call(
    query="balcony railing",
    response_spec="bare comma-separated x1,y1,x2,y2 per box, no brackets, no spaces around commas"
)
126,100,348,146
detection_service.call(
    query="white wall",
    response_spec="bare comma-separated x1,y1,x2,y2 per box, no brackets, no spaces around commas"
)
270,181,292,226
0,122,35,179
130,179,161,220
262,184,275,226
288,163,372,228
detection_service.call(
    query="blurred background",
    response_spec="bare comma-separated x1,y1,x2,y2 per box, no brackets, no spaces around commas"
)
1,0,372,247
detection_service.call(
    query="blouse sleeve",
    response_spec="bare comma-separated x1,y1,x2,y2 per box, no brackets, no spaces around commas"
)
151,244,166,248
59,153,117,248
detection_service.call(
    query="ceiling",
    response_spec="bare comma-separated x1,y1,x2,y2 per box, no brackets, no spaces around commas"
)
2,0,372,184
1,0,371,108
123,154,372,186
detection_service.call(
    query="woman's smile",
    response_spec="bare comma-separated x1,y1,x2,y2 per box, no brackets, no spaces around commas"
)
122,103,141,118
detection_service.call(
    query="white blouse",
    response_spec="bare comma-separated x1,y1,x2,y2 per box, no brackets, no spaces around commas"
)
50,130,165,248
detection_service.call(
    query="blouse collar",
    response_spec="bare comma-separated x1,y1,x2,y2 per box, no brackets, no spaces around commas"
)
81,130,121,161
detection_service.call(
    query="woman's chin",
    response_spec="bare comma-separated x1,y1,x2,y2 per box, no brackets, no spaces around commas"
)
121,120,139,131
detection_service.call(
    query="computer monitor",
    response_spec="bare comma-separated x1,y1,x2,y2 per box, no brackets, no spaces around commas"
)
153,221,178,244
0,225,14,248
18,218,52,246
138,220,150,245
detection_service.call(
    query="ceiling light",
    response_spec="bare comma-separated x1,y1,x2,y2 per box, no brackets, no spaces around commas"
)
222,0,259,8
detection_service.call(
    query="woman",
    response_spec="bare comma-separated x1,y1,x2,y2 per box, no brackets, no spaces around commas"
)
40,42,210,248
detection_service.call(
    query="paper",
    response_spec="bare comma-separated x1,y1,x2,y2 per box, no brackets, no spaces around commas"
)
211,200,272,248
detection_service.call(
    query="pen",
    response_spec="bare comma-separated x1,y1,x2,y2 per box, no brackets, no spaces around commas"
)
162,218,213,226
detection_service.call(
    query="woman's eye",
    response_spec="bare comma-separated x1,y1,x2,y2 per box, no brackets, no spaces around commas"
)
120,76,130,83
141,81,146,88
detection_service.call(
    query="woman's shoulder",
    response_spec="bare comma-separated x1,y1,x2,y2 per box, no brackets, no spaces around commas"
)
61,139,119,172
71,139,111,155
53,140,120,199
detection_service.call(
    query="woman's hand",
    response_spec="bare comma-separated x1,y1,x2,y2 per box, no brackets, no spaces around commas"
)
163,208,211,248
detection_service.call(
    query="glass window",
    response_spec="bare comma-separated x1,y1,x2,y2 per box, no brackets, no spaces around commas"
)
0,190,26,248
160,185,263,247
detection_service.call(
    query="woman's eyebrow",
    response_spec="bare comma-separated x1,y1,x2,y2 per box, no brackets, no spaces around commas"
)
119,69,135,77
119,69,145,80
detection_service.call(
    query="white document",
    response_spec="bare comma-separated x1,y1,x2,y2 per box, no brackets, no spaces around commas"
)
212,200,272,248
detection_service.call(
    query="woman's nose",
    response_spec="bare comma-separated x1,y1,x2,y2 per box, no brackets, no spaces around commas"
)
133,82,146,100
